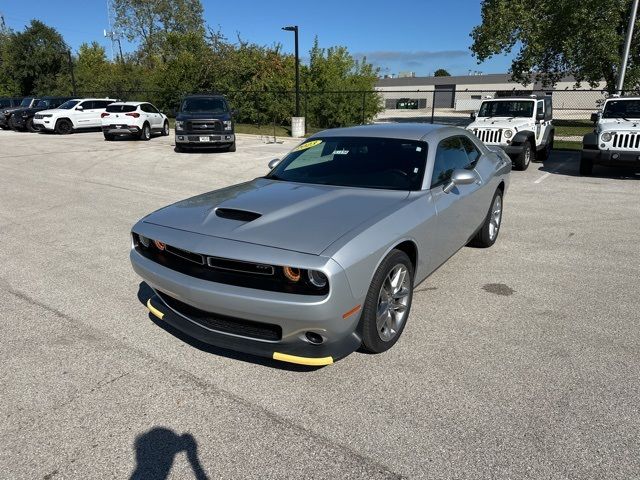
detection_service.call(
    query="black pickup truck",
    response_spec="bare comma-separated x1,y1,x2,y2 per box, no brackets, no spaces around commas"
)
9,96,72,132
174,95,236,152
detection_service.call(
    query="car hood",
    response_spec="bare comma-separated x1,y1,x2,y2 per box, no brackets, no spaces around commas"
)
599,118,640,132
143,178,409,255
176,112,231,121
469,117,533,129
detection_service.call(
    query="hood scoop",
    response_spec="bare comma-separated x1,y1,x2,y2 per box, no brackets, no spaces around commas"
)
215,208,262,222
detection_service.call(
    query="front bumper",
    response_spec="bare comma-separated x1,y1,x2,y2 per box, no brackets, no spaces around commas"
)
129,229,363,365
175,132,235,145
582,148,640,166
0,115,10,128
33,118,55,131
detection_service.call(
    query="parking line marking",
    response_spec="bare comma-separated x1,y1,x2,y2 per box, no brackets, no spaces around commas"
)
534,172,552,184
534,161,569,184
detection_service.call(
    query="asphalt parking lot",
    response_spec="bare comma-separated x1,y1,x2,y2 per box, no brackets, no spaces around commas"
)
1,129,639,479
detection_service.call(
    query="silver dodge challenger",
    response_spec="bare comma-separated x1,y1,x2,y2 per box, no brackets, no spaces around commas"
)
130,124,511,366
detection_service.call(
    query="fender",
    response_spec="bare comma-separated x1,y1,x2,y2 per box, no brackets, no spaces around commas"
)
541,125,555,146
511,130,535,147
583,132,598,149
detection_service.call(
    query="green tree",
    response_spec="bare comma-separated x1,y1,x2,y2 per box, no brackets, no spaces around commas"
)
5,20,69,95
304,38,382,128
471,0,640,91
113,0,205,63
434,68,451,77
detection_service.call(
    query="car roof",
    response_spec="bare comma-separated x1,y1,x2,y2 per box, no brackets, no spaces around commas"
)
107,101,148,106
182,94,226,99
605,96,640,101
482,97,539,101
311,123,452,141
72,98,118,101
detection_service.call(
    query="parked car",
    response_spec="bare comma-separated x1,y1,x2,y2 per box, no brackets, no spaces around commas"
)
174,94,236,152
581,96,640,175
8,96,72,132
467,95,555,170
130,123,511,366
0,97,24,126
0,97,38,130
33,98,117,134
101,102,170,141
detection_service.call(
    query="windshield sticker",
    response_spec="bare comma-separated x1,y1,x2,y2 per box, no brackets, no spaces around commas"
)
293,139,323,152
333,149,349,155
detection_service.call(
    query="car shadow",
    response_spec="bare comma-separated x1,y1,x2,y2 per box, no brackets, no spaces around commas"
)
536,149,640,180
136,282,319,372
129,427,209,480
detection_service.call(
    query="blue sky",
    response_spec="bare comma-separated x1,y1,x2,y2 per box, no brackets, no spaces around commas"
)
1,0,514,76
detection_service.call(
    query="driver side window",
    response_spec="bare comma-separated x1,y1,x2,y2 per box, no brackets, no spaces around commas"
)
431,136,472,188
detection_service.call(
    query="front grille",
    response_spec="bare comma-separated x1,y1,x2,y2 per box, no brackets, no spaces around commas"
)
35,114,43,119
473,128,503,144
612,132,640,150
187,120,223,133
157,290,282,341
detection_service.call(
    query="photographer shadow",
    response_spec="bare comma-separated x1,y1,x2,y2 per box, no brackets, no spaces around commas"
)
130,427,208,480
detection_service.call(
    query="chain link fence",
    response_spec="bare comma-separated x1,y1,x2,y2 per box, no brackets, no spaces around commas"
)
73,88,638,137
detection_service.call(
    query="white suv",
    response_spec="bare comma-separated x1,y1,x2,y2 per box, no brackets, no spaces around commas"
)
33,98,117,134
101,102,169,141
581,96,640,175
467,96,555,170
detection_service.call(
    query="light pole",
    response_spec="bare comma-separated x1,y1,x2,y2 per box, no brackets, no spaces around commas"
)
616,0,639,94
282,25,300,117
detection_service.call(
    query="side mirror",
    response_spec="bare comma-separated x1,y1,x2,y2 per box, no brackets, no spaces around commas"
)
443,169,477,194
76,105,84,111
268,158,281,169
590,112,600,123
536,111,545,121
470,111,476,120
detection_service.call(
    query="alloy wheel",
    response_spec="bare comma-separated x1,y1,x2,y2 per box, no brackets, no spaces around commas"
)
489,194,502,241
376,264,411,342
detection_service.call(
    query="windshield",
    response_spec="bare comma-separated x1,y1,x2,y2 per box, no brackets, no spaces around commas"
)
180,98,227,113
266,137,428,191
58,100,80,110
602,100,640,119
106,104,137,113
478,100,534,118
20,98,34,107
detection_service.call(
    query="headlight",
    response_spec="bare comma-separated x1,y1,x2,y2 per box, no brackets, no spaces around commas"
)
601,132,612,142
503,129,513,139
138,235,151,248
175,120,184,130
223,120,232,131
307,270,328,288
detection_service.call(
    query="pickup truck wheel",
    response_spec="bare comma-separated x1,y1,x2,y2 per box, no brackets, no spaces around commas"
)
139,123,151,141
226,141,236,152
360,249,414,354
513,141,533,171
470,188,503,248
104,133,115,141
162,121,170,136
55,119,73,135
579,154,594,176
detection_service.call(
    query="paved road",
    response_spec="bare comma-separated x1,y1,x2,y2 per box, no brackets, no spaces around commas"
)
1,130,639,479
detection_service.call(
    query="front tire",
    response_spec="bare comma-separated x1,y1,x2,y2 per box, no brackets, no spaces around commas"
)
55,119,73,135
579,154,594,176
139,123,151,141
513,141,533,170
226,141,236,152
470,188,503,248
104,133,115,141
360,249,414,354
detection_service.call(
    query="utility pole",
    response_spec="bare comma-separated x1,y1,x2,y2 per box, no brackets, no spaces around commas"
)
282,25,300,117
67,49,77,96
616,0,639,94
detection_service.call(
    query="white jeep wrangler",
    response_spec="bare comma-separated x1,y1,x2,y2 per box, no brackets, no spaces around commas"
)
581,96,640,175
467,96,555,170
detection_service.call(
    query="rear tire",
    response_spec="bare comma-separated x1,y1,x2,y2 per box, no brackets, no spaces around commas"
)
538,132,553,161
26,118,38,133
470,188,503,248
513,141,533,170
579,154,594,176
139,123,151,141
55,119,73,135
162,121,170,136
360,249,414,354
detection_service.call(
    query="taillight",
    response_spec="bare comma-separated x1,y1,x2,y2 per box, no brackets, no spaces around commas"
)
101,112,110,118
126,112,140,118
